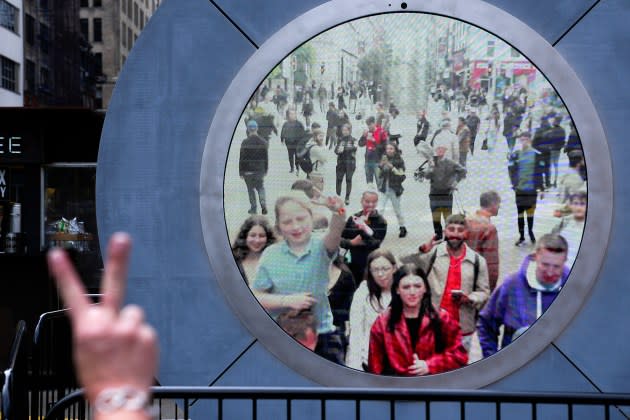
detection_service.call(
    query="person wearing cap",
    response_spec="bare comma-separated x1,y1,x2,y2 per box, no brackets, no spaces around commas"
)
423,142,466,240
239,119,269,215
508,131,543,246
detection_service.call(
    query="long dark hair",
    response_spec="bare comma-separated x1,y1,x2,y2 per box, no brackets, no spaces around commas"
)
365,249,397,311
231,215,276,262
363,248,396,311
388,264,445,353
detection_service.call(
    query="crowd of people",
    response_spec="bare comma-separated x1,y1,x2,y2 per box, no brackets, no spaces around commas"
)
232,75,587,375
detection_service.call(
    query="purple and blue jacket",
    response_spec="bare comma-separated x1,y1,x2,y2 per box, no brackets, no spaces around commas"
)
477,255,569,357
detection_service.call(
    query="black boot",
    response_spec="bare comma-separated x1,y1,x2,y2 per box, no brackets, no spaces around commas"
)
399,226,407,238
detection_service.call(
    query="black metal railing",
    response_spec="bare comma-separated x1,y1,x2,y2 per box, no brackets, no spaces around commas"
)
44,386,630,420
1,320,28,420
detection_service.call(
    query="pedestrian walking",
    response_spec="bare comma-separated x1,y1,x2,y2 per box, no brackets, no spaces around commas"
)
335,124,358,205
414,110,430,146
239,120,269,215
378,142,407,238
508,131,543,246
280,109,307,174
423,144,466,240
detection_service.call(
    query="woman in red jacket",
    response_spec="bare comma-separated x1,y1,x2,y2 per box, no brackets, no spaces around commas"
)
368,264,468,376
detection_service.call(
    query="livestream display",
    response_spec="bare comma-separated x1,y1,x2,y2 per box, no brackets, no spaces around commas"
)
223,13,586,375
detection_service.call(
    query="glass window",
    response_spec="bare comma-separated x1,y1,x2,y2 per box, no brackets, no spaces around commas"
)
0,0,19,34
94,52,102,74
133,2,138,26
95,86,103,109
25,60,35,92
39,23,50,54
127,0,132,20
140,10,144,29
93,18,102,42
221,13,587,376
25,14,35,45
44,166,103,290
80,0,89,6
80,18,89,40
93,0,101,7
0,55,18,93
127,27,132,49
40,66,49,90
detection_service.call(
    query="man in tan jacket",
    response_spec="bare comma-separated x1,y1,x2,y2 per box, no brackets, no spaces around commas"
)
403,214,490,351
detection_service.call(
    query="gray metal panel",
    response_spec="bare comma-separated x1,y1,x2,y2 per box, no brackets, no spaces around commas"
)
200,0,612,389
96,0,259,386
211,0,329,47
552,0,630,394
212,342,317,386
96,0,623,406
483,0,598,44
485,346,598,392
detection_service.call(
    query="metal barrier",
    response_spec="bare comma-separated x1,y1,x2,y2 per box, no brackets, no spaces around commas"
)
44,386,630,420
31,309,85,420
1,321,28,420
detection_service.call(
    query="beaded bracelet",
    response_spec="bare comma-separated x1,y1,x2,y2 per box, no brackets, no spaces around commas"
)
95,386,155,417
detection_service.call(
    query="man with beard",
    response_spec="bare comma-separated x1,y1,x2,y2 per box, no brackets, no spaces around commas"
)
340,190,388,284
403,214,490,351
477,234,569,357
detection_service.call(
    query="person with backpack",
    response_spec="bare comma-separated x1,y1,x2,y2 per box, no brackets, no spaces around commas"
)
367,264,468,375
402,214,490,351
335,123,358,205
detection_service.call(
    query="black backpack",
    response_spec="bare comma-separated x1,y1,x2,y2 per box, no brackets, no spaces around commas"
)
296,143,315,174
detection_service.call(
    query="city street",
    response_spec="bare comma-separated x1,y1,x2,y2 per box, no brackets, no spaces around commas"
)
223,99,578,363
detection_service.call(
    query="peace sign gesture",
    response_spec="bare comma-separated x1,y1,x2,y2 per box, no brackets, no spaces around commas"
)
47,233,158,411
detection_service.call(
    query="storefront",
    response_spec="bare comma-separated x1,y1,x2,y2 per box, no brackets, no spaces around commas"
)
0,108,103,367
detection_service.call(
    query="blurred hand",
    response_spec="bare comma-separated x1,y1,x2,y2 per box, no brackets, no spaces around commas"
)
349,235,364,246
283,293,317,311
419,235,441,253
451,291,471,307
47,233,158,405
408,354,429,376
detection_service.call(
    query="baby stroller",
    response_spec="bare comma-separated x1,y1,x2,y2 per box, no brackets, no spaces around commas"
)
413,141,434,182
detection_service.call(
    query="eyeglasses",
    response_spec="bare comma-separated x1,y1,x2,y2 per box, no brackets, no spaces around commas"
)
370,266,393,274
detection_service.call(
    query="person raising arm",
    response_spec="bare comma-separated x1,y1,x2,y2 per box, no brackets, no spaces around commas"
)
47,233,158,420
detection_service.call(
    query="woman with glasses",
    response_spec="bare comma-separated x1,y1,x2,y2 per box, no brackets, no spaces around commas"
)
345,249,396,370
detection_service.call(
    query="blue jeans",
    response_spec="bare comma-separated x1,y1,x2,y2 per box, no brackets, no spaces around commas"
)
365,159,378,184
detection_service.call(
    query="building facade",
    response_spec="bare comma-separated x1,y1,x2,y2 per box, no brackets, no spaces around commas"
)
80,0,160,109
0,0,23,106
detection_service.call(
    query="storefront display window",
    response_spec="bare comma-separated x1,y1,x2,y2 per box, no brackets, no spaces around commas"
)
44,164,102,290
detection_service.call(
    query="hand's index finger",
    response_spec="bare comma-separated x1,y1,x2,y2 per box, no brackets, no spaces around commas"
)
100,232,132,312
47,248,89,323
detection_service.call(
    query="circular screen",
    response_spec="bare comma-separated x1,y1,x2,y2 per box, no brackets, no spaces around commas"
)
221,12,587,376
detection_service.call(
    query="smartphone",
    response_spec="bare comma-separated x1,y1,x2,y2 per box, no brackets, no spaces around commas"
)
450,289,464,296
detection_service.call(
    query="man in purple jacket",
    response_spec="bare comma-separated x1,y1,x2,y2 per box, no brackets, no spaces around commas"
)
477,233,569,357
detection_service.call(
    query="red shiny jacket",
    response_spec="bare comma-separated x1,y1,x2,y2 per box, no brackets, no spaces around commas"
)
367,308,468,375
